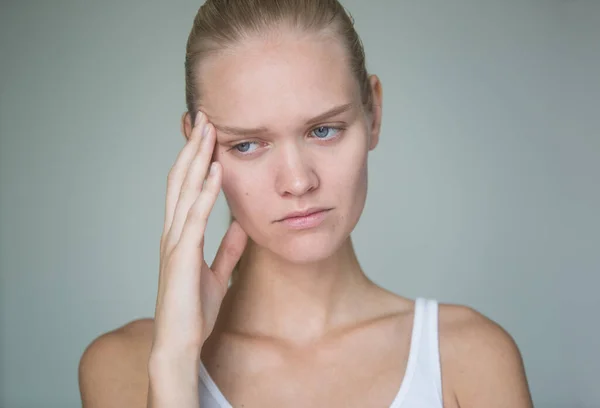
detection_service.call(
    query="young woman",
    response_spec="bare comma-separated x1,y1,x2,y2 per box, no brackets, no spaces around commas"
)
79,1,533,407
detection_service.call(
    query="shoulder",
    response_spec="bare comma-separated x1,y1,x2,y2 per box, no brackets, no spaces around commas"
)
437,302,533,408
78,318,155,408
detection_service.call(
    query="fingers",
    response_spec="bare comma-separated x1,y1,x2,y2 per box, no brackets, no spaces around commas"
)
162,112,207,249
164,118,217,253
210,220,248,285
177,159,223,250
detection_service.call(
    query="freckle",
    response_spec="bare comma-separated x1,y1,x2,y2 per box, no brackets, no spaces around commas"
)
245,192,249,196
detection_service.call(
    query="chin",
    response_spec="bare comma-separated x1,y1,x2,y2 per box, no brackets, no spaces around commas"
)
273,228,350,264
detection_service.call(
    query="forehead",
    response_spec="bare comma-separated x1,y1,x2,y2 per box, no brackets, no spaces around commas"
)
197,31,359,125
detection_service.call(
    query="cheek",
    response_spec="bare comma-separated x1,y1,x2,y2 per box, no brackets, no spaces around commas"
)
336,149,369,233
329,140,369,198
218,149,247,206
221,168,248,213
220,161,271,218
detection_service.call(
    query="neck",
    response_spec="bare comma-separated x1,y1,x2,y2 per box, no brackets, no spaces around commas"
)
218,237,375,344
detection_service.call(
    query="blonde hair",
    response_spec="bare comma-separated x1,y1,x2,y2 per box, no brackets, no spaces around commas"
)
184,0,373,282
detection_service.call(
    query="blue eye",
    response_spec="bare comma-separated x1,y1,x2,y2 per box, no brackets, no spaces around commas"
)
312,126,339,139
231,126,341,156
233,141,258,153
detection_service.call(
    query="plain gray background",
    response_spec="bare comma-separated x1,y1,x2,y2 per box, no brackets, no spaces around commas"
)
1,0,598,407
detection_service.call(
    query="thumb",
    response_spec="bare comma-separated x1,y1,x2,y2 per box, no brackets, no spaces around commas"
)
210,220,248,284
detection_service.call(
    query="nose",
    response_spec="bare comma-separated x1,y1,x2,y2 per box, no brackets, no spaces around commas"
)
274,142,319,197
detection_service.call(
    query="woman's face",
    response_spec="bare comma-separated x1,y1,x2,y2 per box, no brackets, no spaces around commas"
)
195,30,382,264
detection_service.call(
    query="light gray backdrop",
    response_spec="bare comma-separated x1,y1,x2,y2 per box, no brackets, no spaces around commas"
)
1,1,598,407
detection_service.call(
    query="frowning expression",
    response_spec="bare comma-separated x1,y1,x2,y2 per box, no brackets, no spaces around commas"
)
195,30,380,263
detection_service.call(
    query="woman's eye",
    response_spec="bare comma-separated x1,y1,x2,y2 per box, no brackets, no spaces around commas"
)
311,126,340,140
231,127,341,155
233,141,258,153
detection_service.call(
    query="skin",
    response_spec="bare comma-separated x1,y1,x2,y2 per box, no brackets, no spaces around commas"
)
78,28,534,408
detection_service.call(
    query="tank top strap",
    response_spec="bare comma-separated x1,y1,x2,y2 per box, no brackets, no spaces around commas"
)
420,298,443,402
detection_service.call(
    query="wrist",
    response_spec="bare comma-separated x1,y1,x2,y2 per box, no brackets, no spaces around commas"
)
147,356,201,408
148,346,202,378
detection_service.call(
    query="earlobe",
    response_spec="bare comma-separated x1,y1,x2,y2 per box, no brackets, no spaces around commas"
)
181,111,192,141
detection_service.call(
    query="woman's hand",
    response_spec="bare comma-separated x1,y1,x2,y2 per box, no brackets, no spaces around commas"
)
147,111,248,407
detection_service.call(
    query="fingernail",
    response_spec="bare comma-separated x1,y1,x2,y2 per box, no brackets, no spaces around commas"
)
210,162,217,175
202,124,210,138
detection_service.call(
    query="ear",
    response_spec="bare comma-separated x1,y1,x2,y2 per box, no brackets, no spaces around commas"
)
180,111,193,141
367,74,383,151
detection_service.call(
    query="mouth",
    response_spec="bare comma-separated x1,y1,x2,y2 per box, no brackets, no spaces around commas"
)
277,208,332,229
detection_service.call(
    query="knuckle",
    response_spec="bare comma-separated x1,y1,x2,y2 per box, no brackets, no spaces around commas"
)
164,248,183,270
182,176,202,194
170,243,191,263
173,235,204,257
187,203,207,224
160,234,171,253
160,237,174,257
167,167,180,184
170,244,184,260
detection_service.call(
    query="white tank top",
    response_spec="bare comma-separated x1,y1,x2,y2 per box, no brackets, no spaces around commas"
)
199,297,444,407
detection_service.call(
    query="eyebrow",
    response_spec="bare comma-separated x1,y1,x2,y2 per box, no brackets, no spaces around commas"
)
212,102,355,137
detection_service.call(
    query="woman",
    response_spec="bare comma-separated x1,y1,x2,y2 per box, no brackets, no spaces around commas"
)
79,0,533,407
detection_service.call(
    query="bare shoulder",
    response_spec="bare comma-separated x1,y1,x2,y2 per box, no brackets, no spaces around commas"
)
437,303,533,408
78,318,155,408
